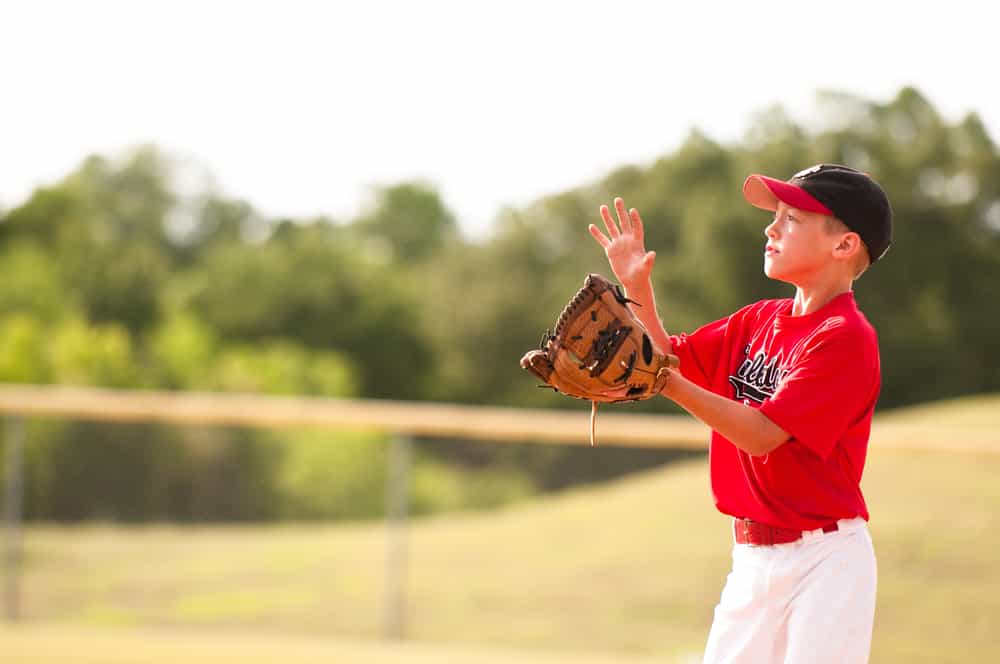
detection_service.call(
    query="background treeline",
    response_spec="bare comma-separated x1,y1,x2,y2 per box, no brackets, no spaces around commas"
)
1,87,998,522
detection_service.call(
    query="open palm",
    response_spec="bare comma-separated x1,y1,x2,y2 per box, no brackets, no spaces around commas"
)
588,197,656,286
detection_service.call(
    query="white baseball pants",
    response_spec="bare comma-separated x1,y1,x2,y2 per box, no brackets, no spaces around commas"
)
702,517,877,664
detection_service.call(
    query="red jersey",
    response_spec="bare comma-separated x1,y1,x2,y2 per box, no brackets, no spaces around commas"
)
669,291,880,531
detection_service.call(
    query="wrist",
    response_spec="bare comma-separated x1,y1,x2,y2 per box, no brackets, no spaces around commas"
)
659,367,682,400
621,276,652,296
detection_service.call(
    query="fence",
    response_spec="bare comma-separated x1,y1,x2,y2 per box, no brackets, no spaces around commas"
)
0,383,996,637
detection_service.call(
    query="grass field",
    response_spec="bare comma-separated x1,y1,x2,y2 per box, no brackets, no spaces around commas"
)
0,624,672,664
3,394,999,663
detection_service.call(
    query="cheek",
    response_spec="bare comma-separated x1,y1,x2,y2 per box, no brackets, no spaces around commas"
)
783,226,822,255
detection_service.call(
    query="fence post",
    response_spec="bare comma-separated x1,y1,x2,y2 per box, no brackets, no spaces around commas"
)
383,434,411,640
3,416,25,622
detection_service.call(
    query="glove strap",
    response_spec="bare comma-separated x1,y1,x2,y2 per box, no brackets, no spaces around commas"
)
590,400,599,447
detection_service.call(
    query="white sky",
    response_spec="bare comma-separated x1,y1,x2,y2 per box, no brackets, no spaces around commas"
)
2,1,997,239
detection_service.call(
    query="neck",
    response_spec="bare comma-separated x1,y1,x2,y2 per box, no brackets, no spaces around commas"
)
791,278,853,316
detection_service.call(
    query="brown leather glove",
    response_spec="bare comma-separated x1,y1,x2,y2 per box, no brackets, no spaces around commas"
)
520,273,679,444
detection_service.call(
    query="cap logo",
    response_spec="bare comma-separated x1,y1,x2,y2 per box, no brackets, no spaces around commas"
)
793,164,823,179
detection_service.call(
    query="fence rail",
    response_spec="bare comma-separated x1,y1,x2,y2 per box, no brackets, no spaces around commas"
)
1,383,997,633
0,384,995,452
0,384,710,448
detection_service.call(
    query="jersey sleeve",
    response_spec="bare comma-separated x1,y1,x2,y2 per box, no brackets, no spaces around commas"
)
668,315,732,391
758,332,879,460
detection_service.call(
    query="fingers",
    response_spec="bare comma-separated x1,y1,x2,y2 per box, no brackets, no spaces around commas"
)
631,208,645,245
599,204,620,239
599,197,646,245
614,198,632,234
588,223,611,249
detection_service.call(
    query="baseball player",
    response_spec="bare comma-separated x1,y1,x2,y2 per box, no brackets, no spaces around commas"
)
588,164,892,663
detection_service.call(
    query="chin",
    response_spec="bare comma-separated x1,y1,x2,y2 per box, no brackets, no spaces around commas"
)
764,261,791,283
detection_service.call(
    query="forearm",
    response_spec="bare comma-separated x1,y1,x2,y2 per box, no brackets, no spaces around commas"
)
661,372,788,456
621,278,673,355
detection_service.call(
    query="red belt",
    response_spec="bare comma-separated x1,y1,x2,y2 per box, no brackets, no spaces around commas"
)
734,518,839,546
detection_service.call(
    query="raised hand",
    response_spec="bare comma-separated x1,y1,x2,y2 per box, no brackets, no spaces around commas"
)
588,197,656,288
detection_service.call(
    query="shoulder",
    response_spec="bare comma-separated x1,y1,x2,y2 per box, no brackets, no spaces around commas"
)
816,299,877,341
806,300,880,363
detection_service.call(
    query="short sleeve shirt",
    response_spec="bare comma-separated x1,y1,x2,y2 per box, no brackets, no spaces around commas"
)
669,292,880,530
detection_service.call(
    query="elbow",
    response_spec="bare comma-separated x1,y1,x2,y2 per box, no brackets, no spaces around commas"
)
746,433,788,457
743,412,791,456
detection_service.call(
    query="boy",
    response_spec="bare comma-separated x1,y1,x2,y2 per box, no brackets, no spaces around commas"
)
588,164,892,663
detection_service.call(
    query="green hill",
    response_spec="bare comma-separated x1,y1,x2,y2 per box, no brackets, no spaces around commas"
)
7,394,1000,663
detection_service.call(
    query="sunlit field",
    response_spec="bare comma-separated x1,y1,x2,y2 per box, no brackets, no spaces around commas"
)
3,395,999,663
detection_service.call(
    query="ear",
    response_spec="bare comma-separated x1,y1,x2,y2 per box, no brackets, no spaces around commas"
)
833,231,863,260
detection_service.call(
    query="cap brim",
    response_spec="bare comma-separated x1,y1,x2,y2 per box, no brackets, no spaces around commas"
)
743,175,833,215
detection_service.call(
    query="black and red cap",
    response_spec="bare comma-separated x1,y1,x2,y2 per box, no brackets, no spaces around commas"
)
743,164,893,263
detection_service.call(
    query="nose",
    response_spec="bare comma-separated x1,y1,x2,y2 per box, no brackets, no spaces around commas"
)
764,218,778,240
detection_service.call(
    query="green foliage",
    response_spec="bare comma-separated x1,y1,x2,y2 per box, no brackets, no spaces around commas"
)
170,196,259,259
206,342,357,397
0,242,72,321
73,242,171,335
460,87,1000,412
186,223,432,399
275,429,388,520
27,422,190,521
4,147,176,336
355,181,459,262
147,311,219,389
0,315,138,387
271,432,535,520
410,457,536,515
0,314,50,383
49,318,137,388
1,86,999,523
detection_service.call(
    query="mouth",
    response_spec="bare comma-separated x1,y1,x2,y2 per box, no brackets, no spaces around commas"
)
765,244,780,256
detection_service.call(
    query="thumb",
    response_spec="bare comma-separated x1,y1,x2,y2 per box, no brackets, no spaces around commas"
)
643,251,656,269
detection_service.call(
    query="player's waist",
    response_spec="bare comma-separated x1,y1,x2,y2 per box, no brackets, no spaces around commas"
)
733,516,866,547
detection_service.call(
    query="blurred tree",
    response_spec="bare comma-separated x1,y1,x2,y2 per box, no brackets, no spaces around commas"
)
147,311,219,389
0,314,51,383
275,429,388,519
207,341,357,397
186,221,432,398
49,318,137,388
1,146,175,336
355,181,459,263
448,87,1000,412
170,196,260,263
0,243,75,322
2,85,999,523
407,86,1000,489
